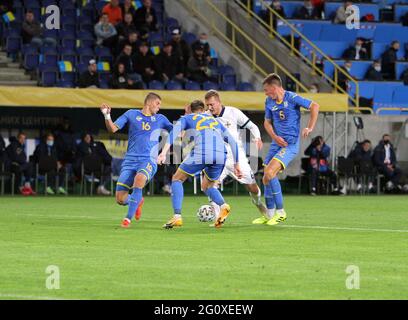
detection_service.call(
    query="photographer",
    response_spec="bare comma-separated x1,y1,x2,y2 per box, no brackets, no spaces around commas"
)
305,136,342,195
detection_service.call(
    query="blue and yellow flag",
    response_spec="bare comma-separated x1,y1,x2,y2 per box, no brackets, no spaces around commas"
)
58,61,74,72
210,48,218,59
97,62,110,72
132,0,143,9
2,11,15,23
150,46,160,55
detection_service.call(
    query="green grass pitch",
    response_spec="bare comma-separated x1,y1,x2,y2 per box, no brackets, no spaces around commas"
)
1,195,407,300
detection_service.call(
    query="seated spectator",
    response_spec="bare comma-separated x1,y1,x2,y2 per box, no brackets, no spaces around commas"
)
54,117,77,165
260,0,285,29
134,0,158,32
110,63,144,89
102,0,123,26
134,42,157,83
74,133,112,195
118,31,141,55
349,139,375,193
304,136,342,195
381,41,399,80
116,12,137,43
21,10,57,48
94,13,118,49
334,1,353,24
187,44,211,83
115,44,142,82
401,67,408,85
78,59,100,88
120,0,136,18
170,29,191,69
0,134,6,164
337,60,352,91
6,133,35,195
373,134,404,192
295,0,320,20
32,133,67,195
155,42,185,83
309,83,320,93
342,38,368,60
364,60,383,81
311,0,325,18
192,33,212,64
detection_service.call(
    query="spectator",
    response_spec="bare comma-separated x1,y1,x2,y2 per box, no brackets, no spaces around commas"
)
342,38,368,60
192,33,212,64
295,0,320,19
365,60,383,81
110,63,144,89
260,0,286,30
337,60,352,91
154,42,185,83
120,0,136,18
6,133,35,195
334,1,353,24
116,12,137,42
0,134,6,164
304,136,342,195
32,133,68,195
373,134,404,192
54,117,77,165
78,59,100,88
133,42,157,83
309,83,320,93
74,133,112,195
102,0,123,26
21,10,57,48
187,44,211,83
311,0,325,18
118,31,141,55
349,139,375,193
115,44,142,82
170,29,191,68
381,41,400,80
94,13,118,49
134,0,158,32
401,66,408,85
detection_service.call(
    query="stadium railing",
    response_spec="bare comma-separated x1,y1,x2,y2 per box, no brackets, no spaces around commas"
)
237,0,362,112
180,0,309,92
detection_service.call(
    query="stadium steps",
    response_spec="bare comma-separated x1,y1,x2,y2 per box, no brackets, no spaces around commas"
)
0,52,33,84
0,80,38,86
0,69,31,81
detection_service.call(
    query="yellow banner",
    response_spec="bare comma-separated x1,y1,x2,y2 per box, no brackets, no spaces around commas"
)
0,86,348,112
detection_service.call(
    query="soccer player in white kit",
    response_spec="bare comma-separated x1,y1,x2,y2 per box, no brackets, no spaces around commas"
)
204,90,267,218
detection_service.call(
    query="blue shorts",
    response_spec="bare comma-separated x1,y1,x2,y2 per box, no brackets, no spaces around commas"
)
116,158,157,192
178,154,225,182
264,141,300,170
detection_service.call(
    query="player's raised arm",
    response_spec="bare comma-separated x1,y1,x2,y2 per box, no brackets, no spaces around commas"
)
100,103,119,133
302,101,319,138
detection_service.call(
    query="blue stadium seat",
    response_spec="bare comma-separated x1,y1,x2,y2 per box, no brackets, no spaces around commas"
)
148,80,165,90
41,70,57,87
237,82,255,92
202,81,219,91
6,36,21,54
280,1,303,19
372,43,405,60
301,24,323,41
308,41,349,59
57,80,75,88
392,87,408,103
348,81,376,99
182,32,197,45
77,47,94,64
396,62,408,80
166,80,183,90
220,82,237,91
185,81,201,90
394,5,408,22
95,46,112,63
77,62,88,74
356,23,376,39
165,17,179,31
24,52,39,70
319,25,344,41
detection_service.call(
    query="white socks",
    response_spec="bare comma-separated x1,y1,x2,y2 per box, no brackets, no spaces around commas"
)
249,189,262,206
266,208,275,219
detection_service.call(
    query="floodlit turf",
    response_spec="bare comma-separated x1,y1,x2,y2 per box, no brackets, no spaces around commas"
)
0,195,408,300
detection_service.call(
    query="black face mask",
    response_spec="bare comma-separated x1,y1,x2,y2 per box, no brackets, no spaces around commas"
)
383,140,390,145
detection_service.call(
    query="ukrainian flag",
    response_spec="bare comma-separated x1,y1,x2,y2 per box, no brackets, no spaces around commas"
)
132,0,143,9
210,48,218,59
58,61,74,72
2,11,15,23
97,62,110,72
150,46,160,55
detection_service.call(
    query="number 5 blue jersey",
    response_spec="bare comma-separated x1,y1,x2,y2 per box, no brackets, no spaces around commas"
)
265,91,312,145
114,109,173,161
167,113,239,163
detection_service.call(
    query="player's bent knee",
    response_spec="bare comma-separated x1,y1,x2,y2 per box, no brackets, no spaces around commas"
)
133,173,148,188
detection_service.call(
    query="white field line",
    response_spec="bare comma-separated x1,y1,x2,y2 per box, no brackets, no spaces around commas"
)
0,293,72,300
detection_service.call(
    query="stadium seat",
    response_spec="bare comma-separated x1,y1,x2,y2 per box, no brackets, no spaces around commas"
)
95,46,112,63
185,81,201,90
202,81,219,91
372,43,405,60
237,82,255,92
41,70,57,87
166,80,183,90
182,32,197,45
319,25,344,42
396,62,408,80
392,87,408,103
148,80,165,90
6,36,21,54
57,80,75,88
24,52,39,70
279,1,303,18
77,47,94,64
220,82,237,91
59,48,76,65
395,5,408,22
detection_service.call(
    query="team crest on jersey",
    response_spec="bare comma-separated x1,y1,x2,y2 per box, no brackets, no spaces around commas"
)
151,116,156,122
271,106,279,111
136,116,142,121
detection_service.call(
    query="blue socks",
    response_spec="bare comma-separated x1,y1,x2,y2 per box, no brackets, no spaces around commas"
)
205,187,225,206
264,183,275,209
270,177,283,210
171,180,184,214
126,188,142,220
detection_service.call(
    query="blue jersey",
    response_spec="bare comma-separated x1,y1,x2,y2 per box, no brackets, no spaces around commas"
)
168,113,239,163
114,109,173,161
265,91,312,145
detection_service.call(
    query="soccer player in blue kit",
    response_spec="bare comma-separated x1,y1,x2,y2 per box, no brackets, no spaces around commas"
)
252,73,320,226
157,100,242,229
100,93,173,228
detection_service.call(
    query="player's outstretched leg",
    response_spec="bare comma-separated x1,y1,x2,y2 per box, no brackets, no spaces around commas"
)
121,173,147,228
201,176,230,228
164,169,189,229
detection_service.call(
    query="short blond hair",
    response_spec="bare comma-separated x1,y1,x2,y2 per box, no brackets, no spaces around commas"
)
204,89,220,101
262,73,282,86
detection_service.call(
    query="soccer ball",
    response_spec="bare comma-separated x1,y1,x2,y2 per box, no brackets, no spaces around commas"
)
196,205,215,222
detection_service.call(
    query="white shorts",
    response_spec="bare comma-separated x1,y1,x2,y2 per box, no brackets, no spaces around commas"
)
219,150,256,185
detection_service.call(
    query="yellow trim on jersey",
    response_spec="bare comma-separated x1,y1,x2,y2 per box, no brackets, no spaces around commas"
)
177,167,195,177
117,182,131,189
